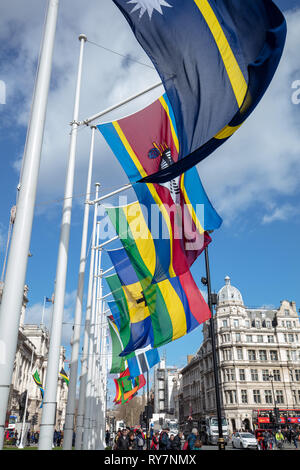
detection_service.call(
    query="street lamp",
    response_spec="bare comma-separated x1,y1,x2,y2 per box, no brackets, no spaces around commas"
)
268,374,279,429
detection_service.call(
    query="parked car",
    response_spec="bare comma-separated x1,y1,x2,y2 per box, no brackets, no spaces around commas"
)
232,432,258,449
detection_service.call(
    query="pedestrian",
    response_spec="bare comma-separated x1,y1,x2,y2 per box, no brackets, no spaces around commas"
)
150,431,159,450
105,430,110,447
275,429,284,449
136,429,145,450
268,431,276,450
187,428,198,451
171,432,183,450
13,430,18,446
159,428,170,450
291,428,298,449
192,439,203,450
128,431,138,450
116,428,130,450
57,430,62,447
262,430,269,450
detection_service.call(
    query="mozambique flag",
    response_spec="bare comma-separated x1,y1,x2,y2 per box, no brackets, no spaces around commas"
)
112,0,286,183
105,200,213,282
59,368,69,387
99,93,222,276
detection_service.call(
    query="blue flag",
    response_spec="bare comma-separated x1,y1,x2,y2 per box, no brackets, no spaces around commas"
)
112,0,286,183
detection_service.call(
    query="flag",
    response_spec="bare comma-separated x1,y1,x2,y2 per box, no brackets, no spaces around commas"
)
45,297,52,303
105,200,213,282
59,368,69,387
112,0,286,183
114,369,146,404
32,370,44,408
107,313,160,377
106,267,211,356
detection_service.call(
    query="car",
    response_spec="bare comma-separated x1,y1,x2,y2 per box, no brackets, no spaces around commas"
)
232,432,258,450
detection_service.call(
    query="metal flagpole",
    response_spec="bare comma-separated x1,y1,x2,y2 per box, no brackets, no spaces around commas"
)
87,184,132,205
63,125,97,450
84,222,100,450
80,81,163,127
0,0,59,449
38,33,87,450
203,246,225,451
18,348,35,448
40,297,46,328
75,183,100,450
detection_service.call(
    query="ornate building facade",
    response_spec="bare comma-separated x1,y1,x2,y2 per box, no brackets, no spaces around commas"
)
0,283,68,432
180,276,300,432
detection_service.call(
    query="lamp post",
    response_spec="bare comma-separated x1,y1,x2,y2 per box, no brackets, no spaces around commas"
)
268,374,279,428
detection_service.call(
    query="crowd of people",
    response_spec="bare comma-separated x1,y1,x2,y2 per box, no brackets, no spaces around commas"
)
255,428,299,450
109,427,203,451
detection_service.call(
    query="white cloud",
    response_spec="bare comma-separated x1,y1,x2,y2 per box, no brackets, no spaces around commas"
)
262,203,299,224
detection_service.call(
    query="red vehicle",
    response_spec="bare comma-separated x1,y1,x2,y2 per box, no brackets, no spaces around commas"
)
253,408,300,430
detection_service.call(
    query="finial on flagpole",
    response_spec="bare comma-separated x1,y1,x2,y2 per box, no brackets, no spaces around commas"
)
78,34,87,42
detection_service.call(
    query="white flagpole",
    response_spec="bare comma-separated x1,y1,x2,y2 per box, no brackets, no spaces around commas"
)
0,0,59,450
40,297,46,328
63,125,97,450
18,348,35,449
38,33,87,450
80,80,163,126
75,183,100,450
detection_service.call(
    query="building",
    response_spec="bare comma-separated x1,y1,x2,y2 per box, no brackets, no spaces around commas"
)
153,358,181,420
0,283,68,432
180,276,300,433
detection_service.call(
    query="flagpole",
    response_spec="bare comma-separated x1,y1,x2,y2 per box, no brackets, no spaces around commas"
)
203,246,225,451
0,0,59,449
84,222,100,450
87,183,132,205
18,348,35,449
80,81,163,126
63,125,97,450
38,32,87,451
40,297,46,328
75,183,100,450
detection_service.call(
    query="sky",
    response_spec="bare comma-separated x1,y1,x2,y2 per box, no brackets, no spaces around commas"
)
0,0,300,405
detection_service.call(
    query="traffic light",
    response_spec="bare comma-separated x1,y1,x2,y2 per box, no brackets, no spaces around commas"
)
274,408,280,424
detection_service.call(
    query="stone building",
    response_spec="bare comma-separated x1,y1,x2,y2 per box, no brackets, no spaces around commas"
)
153,358,181,420
0,283,68,432
180,276,300,433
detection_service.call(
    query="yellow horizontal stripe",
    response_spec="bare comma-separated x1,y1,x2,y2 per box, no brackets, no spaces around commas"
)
180,173,205,234
112,121,176,278
158,96,179,153
123,201,156,277
194,0,247,108
158,279,187,341
122,282,150,324
214,123,242,140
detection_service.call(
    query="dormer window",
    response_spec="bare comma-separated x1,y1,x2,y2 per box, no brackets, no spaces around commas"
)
284,309,290,317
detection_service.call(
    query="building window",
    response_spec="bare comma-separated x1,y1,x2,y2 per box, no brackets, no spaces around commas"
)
248,350,256,361
257,335,264,343
259,350,267,361
253,390,261,403
226,390,236,404
255,320,261,329
236,348,243,360
275,390,284,404
288,334,294,343
270,350,278,361
264,390,273,404
251,369,259,381
284,309,290,317
239,369,245,381
245,320,250,328
298,391,300,403
266,320,272,328
225,369,235,382
222,319,228,328
235,333,241,343
233,319,239,328
295,370,300,381
272,370,281,382
262,370,270,381
241,390,248,404
223,349,232,361
286,321,292,329
246,335,253,343
267,335,274,343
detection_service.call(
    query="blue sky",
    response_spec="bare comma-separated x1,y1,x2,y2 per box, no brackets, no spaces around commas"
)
0,0,300,404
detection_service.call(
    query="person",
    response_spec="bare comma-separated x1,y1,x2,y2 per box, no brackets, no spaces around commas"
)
116,428,130,450
187,428,198,451
192,439,203,450
53,429,58,447
114,429,121,450
268,431,276,450
171,432,183,450
57,430,62,447
150,431,159,450
128,431,138,450
136,429,145,450
159,428,170,450
291,428,298,449
275,429,284,449
262,430,269,450
105,430,110,447
12,430,18,446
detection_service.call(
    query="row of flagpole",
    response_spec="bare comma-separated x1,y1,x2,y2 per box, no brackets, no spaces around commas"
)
0,0,161,451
